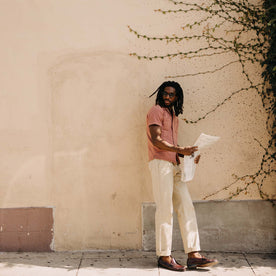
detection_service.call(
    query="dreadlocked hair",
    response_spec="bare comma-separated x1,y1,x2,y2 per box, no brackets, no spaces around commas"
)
149,81,184,116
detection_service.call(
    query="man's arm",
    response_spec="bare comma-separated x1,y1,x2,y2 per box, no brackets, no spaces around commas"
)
149,125,198,156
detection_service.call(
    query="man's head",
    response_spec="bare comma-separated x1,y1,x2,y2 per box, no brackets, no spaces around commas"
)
152,81,184,116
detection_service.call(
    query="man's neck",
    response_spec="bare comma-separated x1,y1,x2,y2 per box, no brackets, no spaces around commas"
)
167,106,173,116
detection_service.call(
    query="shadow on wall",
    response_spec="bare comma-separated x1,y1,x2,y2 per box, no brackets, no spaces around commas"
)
46,51,152,249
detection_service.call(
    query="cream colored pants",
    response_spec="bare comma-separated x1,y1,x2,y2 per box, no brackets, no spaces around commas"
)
149,159,201,256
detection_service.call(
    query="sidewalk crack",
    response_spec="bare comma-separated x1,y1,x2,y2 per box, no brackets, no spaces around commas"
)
76,252,84,276
243,253,256,275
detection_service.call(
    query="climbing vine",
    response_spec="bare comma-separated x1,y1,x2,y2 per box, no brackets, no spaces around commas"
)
129,0,275,203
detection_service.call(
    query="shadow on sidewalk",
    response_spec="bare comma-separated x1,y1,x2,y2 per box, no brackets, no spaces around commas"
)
0,250,275,272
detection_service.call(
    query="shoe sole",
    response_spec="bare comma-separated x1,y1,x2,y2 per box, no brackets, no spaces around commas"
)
188,261,219,269
158,264,186,272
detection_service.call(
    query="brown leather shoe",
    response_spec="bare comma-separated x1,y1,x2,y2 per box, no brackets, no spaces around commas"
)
158,256,186,272
187,256,218,269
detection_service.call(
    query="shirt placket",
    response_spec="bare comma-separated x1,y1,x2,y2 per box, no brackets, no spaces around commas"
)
165,109,176,146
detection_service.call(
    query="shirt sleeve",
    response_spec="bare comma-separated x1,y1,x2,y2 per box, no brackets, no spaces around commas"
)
147,105,163,127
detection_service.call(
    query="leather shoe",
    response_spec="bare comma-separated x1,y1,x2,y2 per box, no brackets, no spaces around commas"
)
187,256,218,269
158,256,186,272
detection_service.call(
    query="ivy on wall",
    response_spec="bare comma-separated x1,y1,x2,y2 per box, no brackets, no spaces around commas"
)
129,0,275,203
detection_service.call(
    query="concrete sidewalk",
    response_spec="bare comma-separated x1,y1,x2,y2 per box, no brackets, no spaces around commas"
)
0,251,275,276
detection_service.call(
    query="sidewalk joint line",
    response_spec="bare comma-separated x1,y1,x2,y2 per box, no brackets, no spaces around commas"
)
76,252,84,276
242,252,256,275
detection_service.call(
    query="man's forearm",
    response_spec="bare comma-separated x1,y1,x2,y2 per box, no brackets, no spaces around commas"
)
152,138,181,153
149,125,197,156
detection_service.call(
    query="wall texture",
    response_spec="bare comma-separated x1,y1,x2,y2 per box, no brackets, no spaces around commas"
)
142,201,276,253
0,0,274,251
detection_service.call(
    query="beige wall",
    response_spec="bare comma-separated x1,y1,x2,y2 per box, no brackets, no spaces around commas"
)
0,0,274,250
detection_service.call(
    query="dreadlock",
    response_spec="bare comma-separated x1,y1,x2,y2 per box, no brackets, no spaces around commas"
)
149,81,184,116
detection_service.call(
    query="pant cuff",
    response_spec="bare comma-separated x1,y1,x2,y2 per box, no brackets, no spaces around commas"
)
186,247,201,254
156,250,171,257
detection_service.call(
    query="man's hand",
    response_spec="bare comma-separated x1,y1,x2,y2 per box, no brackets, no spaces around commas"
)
194,154,201,164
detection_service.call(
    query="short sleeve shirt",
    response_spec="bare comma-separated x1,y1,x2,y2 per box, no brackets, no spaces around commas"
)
146,105,179,164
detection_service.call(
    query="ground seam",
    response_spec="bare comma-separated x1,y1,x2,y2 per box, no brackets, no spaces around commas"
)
76,252,84,276
243,253,256,275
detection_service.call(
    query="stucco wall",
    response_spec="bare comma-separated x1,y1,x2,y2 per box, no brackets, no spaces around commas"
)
0,0,274,250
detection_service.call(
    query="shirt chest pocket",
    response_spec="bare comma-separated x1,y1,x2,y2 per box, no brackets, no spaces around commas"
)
162,114,172,131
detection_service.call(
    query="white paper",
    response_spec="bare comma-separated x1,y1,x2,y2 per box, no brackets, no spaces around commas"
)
181,151,199,183
181,133,220,182
194,133,220,150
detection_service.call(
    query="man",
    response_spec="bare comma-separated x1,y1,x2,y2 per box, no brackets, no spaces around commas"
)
147,81,218,271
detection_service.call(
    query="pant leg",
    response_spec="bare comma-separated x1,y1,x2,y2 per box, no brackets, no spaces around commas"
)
172,165,201,253
149,159,174,256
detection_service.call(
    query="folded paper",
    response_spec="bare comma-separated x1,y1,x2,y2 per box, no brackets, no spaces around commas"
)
181,133,220,182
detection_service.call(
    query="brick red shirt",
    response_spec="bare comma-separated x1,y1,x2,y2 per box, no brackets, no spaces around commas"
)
147,105,179,164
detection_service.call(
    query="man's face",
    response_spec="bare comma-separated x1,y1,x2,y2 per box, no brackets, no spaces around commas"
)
162,86,177,107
